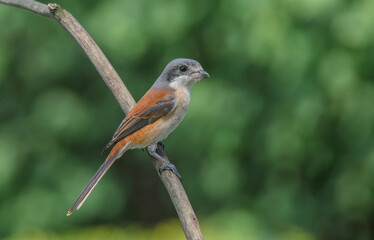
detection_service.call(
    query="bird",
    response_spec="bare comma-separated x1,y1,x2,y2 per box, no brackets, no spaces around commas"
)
67,58,210,216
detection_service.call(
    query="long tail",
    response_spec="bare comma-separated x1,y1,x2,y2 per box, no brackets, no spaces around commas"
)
67,142,127,216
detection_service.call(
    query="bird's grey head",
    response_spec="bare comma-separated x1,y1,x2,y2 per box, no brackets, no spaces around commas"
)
156,58,210,90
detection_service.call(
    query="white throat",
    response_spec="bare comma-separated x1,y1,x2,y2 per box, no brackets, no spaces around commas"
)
169,75,197,91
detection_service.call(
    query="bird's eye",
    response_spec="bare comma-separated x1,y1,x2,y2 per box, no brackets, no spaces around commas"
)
179,66,187,72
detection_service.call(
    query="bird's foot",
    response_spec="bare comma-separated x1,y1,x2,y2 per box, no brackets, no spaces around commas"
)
147,143,182,180
158,162,182,180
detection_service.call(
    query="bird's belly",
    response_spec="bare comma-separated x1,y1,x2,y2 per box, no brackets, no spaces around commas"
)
128,114,185,148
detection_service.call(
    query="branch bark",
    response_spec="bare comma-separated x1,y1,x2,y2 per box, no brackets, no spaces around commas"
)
0,1,204,239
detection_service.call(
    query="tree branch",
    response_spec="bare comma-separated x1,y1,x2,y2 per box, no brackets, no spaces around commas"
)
0,1,204,239
0,0,53,18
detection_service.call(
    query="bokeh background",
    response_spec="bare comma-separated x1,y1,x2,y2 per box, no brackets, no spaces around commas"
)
1,0,374,239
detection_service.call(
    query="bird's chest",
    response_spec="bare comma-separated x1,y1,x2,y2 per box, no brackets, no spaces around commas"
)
162,89,190,133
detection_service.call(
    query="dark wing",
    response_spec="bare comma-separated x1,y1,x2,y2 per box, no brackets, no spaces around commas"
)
101,93,177,153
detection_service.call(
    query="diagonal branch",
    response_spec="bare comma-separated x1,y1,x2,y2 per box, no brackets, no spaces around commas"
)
0,1,204,239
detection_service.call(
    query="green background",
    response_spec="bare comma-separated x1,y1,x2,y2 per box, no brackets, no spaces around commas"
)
1,0,374,239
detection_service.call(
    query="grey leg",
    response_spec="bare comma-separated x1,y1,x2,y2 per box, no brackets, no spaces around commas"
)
147,143,182,180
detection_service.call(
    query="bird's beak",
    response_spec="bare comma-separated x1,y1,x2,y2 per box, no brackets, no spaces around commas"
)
195,70,210,79
200,70,210,79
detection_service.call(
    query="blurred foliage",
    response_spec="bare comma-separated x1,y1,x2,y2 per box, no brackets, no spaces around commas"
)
0,0,374,239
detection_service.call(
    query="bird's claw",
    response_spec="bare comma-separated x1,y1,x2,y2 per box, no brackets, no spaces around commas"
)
148,143,181,180
159,162,182,180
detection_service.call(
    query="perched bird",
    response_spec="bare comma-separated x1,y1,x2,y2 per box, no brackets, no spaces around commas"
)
67,58,209,216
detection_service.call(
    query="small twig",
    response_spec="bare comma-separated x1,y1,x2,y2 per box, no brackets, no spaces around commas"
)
0,0,203,239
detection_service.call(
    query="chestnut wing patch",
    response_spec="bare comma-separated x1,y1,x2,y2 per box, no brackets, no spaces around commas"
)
101,94,177,153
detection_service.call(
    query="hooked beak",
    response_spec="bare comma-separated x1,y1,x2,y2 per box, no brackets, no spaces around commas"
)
192,69,210,79
199,70,210,79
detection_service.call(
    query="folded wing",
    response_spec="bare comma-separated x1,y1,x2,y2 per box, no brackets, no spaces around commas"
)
102,89,177,153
